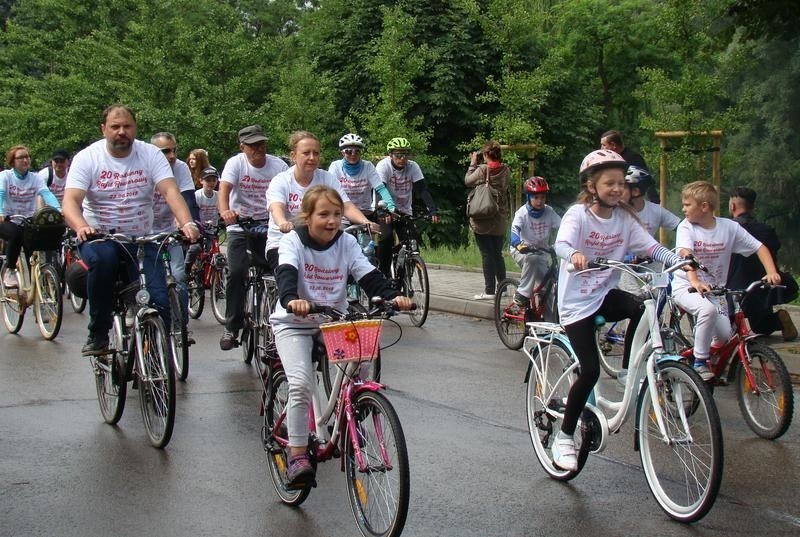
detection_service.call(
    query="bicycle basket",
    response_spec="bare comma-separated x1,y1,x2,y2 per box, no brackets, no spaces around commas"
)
320,319,382,363
23,207,66,252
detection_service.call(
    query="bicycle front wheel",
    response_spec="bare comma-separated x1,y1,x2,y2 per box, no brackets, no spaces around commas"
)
35,264,63,340
94,316,127,424
136,314,176,448
596,320,626,378
241,284,255,364
187,268,204,319
167,285,189,381
404,255,429,327
526,340,587,480
494,279,526,350
636,361,723,523
736,342,793,439
1,261,25,333
264,369,312,506
210,266,227,325
346,390,409,537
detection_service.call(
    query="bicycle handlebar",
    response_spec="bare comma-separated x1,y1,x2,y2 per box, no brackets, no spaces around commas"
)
287,297,415,319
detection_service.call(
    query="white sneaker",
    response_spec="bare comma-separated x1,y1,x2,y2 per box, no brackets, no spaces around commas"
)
551,431,577,471
2,269,19,289
473,293,495,300
693,361,714,382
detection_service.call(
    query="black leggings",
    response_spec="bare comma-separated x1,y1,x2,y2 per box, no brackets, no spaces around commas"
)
561,289,644,436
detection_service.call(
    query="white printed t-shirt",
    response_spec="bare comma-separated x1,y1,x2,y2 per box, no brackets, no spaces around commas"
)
220,153,288,231
328,159,382,212
555,204,661,325
375,157,423,215
265,167,351,251
637,200,680,237
152,159,194,233
38,167,67,203
0,170,48,216
65,139,172,235
269,229,375,333
672,217,761,292
509,205,561,251
196,189,219,224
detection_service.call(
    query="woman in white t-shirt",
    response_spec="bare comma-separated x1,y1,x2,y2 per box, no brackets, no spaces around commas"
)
270,185,412,489
550,150,684,472
328,133,395,218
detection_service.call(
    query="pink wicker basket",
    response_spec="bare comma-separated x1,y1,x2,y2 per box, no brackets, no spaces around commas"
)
320,319,383,363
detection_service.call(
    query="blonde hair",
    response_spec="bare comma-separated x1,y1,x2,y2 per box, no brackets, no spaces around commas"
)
681,180,719,211
288,131,319,152
296,185,343,223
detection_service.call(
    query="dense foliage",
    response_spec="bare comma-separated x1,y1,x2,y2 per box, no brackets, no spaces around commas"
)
1,0,798,262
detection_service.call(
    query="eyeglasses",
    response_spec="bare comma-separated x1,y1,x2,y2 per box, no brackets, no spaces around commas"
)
160,147,177,155
343,148,362,156
53,158,67,163
14,155,31,160
390,152,409,160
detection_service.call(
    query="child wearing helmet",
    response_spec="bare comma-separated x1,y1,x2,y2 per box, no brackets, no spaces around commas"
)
374,137,440,277
623,166,680,237
549,149,686,472
328,133,396,220
508,176,561,308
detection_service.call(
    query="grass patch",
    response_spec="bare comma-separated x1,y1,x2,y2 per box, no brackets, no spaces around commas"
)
424,236,519,273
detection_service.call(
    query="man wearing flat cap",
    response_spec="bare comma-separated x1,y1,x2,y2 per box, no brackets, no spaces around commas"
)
218,124,288,350
39,149,71,203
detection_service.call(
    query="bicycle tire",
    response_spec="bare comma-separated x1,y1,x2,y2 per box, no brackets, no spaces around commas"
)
526,339,587,480
241,283,256,364
404,254,429,327
187,268,204,319
264,368,312,505
596,320,627,378
346,390,409,537
68,285,86,313
136,314,176,448
320,302,382,398
94,316,127,424
735,342,793,439
35,263,63,340
210,266,227,325
167,285,189,381
0,260,25,333
257,279,278,364
494,278,526,350
636,361,722,523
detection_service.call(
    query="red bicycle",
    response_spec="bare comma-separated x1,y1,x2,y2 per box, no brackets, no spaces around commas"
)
679,281,793,439
187,220,228,324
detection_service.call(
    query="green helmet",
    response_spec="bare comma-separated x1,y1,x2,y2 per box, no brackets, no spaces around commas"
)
386,137,411,152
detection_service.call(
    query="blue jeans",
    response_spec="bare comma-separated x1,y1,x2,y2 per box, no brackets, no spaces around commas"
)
168,242,188,326
78,240,168,335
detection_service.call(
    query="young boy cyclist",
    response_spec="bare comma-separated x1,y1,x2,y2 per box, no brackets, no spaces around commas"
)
671,181,781,381
509,176,561,309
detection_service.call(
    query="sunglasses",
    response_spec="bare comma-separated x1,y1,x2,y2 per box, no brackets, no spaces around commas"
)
160,147,177,155
343,148,362,156
390,152,409,159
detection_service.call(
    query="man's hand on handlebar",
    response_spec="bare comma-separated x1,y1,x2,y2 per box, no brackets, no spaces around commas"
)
220,209,239,226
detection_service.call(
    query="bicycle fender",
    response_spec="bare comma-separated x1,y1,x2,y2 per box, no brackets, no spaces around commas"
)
353,380,384,394
655,353,682,365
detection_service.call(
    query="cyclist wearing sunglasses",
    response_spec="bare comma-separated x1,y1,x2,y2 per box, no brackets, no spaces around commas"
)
328,133,395,223
374,137,440,277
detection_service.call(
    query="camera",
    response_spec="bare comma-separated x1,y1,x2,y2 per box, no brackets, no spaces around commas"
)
474,151,484,164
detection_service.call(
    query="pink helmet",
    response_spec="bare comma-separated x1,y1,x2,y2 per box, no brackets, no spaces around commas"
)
579,149,628,185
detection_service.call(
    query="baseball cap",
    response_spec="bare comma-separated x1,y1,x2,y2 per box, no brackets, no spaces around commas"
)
201,166,220,179
51,149,70,161
238,124,268,144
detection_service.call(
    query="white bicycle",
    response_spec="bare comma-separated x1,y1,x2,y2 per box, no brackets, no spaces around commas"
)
524,258,723,523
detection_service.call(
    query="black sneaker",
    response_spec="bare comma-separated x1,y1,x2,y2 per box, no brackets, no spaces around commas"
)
513,292,528,308
219,329,238,351
82,333,110,356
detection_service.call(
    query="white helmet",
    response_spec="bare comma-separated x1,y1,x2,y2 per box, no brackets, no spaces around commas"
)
338,133,365,149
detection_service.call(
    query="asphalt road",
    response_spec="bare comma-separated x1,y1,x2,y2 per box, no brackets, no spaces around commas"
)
1,308,798,536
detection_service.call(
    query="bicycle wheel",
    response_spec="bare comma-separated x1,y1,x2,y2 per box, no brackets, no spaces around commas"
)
136,314,176,448
241,284,255,364
210,266,227,325
404,255,429,327
187,268,204,319
257,281,278,364
94,316,128,424
596,320,627,378
35,264,63,340
735,342,793,439
264,368,312,505
526,340,588,480
0,271,25,334
636,361,722,523
68,285,86,313
167,285,189,381
494,279,526,350
346,390,409,537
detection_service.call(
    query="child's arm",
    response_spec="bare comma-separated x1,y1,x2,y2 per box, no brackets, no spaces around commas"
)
677,247,712,294
755,245,782,285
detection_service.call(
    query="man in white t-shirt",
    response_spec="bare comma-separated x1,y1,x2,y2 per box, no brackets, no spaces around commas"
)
62,105,200,356
38,149,70,203
218,124,288,350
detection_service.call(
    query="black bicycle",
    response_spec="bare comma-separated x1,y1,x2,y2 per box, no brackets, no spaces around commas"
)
387,212,430,327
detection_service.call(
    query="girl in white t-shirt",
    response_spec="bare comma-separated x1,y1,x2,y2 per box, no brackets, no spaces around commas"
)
270,185,412,489
550,150,684,472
